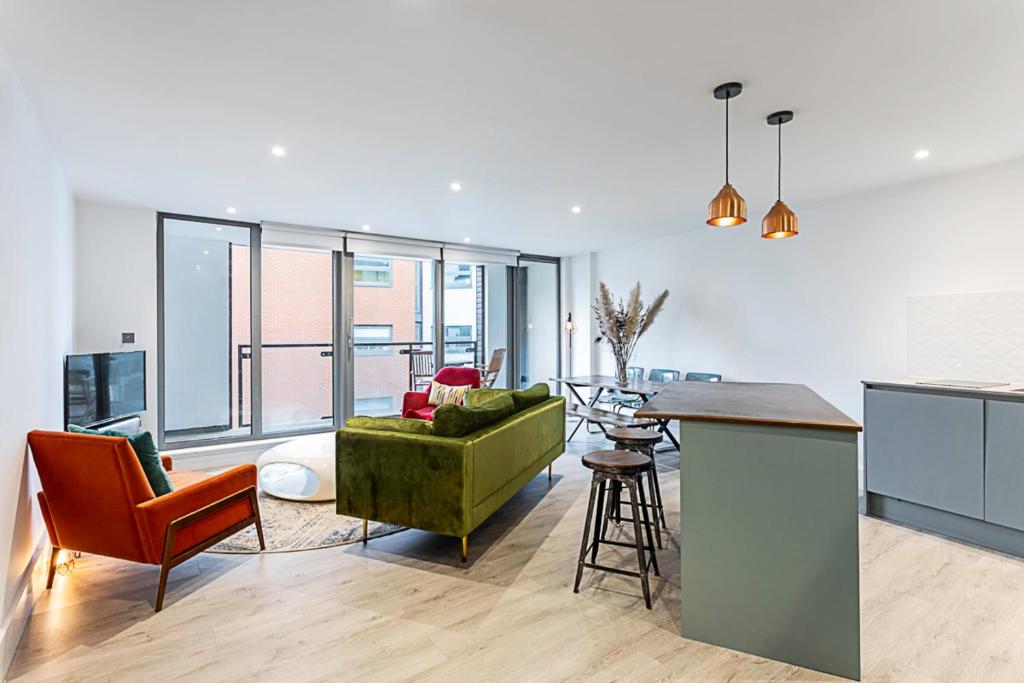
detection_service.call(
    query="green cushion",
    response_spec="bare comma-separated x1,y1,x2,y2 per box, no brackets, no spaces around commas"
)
68,425,174,497
510,383,550,411
433,394,516,438
345,416,434,435
465,388,513,407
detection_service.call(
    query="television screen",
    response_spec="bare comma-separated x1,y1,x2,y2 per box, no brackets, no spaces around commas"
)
64,351,146,428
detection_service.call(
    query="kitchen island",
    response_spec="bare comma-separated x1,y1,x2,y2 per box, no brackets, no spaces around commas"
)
636,381,862,680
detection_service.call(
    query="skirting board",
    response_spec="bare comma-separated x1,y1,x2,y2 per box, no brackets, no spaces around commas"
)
1,531,49,678
867,493,1024,558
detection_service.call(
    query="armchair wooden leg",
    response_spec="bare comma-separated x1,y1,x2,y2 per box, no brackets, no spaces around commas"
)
362,518,368,544
154,485,261,613
250,488,266,551
155,558,171,613
461,536,468,562
46,546,60,589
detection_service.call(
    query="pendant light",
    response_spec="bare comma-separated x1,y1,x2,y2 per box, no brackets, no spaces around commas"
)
707,82,746,227
761,110,798,239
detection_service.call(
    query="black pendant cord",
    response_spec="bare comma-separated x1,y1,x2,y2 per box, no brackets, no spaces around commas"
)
725,96,730,184
777,122,782,201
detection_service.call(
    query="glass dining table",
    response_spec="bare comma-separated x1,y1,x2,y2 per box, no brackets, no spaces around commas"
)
550,375,680,450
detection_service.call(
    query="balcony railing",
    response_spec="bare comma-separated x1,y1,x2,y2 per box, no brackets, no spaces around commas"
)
236,340,479,426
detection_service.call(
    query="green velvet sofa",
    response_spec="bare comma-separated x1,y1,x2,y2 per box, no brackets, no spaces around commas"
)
336,389,566,560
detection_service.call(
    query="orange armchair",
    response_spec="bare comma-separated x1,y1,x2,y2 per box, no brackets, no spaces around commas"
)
27,430,264,611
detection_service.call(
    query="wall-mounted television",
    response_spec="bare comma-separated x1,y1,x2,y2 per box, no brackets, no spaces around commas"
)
64,351,146,428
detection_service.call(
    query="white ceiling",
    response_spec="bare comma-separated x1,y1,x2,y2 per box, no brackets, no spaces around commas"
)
3,1,1023,255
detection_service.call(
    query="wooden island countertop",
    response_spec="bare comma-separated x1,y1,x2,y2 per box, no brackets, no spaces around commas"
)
635,381,861,432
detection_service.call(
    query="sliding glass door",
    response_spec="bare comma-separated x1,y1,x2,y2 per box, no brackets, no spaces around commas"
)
159,215,254,444
515,256,560,390
159,215,559,448
442,261,510,388
351,254,435,416
259,246,334,434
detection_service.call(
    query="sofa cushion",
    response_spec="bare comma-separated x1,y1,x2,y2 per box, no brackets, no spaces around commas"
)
510,383,551,411
427,380,473,407
345,416,434,435
465,388,513,407
67,425,174,496
433,394,515,438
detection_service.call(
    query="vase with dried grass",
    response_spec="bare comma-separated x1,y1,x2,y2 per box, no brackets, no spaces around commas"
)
592,282,669,385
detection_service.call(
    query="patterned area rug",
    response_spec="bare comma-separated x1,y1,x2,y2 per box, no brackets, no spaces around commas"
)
208,490,404,554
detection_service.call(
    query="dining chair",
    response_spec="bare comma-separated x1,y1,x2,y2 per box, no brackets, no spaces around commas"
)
648,368,681,383
477,348,506,388
685,372,722,382
409,349,435,391
595,366,645,420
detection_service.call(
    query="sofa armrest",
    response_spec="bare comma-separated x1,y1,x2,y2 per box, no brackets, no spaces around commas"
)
401,390,429,418
135,464,257,563
336,429,471,537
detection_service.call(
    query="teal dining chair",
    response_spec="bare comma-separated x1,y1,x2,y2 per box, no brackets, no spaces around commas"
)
685,372,722,382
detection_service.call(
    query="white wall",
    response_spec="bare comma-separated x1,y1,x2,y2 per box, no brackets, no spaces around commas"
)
0,46,74,673
74,201,157,433
571,156,1024,442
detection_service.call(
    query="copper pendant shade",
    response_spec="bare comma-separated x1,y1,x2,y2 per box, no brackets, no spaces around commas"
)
707,183,747,227
762,199,798,238
707,82,746,227
762,110,798,239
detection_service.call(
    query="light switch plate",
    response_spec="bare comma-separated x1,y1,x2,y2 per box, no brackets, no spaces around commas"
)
122,332,135,344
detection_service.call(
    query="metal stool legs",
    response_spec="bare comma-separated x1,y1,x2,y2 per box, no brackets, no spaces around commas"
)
613,442,667,532
574,470,658,609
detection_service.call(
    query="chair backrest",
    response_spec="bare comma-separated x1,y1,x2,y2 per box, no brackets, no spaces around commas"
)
485,348,506,373
649,368,681,383
411,349,434,377
626,366,644,382
685,372,722,382
480,348,506,388
27,430,153,563
435,366,482,389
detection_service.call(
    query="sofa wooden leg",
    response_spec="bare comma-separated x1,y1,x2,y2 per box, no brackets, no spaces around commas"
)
461,536,468,562
548,463,553,482
362,518,368,544
46,546,59,589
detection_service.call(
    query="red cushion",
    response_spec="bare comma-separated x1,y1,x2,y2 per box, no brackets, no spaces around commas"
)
407,406,436,421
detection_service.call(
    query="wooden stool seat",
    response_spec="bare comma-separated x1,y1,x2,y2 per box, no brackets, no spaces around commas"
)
581,449,651,473
606,427,664,445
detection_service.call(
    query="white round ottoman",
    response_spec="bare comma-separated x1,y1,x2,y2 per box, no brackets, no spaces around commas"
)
256,432,335,502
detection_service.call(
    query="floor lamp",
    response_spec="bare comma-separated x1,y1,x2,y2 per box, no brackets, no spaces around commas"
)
563,312,576,378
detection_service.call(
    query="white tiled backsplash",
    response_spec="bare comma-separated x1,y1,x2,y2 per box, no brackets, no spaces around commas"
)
908,290,1024,383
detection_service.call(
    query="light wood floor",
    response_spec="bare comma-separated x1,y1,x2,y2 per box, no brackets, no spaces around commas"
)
9,431,1024,682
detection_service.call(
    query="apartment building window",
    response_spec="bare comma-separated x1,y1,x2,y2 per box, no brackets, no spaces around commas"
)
354,256,392,287
444,263,472,288
354,324,393,355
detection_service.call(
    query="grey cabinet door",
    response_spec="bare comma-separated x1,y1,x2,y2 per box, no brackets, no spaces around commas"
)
865,388,984,519
985,400,1024,531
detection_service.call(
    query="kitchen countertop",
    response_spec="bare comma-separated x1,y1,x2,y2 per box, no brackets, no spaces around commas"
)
863,377,1024,399
636,380,862,432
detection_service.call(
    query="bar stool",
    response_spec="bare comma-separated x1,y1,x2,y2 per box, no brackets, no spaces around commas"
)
605,428,667,547
574,450,659,609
